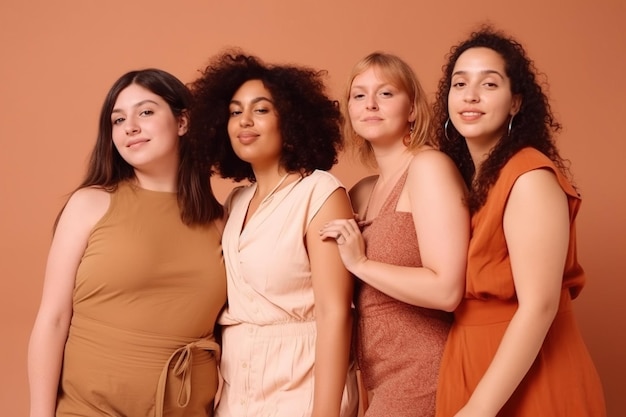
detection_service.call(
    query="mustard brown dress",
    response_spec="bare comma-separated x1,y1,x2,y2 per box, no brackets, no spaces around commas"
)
216,170,358,417
356,169,452,417
56,182,227,417
436,148,606,416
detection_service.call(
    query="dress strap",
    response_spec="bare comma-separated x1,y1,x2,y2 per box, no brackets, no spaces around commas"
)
155,337,221,417
378,168,410,215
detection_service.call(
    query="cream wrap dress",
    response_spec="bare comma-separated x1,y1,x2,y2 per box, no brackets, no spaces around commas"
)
216,170,358,417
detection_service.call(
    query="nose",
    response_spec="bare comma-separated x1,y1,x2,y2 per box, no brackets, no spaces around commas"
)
463,85,479,103
366,95,378,110
125,117,140,135
239,109,253,127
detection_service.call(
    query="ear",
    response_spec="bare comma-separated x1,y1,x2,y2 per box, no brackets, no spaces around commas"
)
177,111,189,136
510,94,522,116
408,104,417,123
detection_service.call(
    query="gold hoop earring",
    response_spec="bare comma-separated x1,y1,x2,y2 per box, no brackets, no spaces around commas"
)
353,131,364,146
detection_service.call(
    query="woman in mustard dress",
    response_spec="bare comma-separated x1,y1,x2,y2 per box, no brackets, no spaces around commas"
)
28,69,226,417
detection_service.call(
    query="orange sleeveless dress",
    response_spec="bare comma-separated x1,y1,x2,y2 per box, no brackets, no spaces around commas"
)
357,169,452,417
56,182,226,417
436,148,606,416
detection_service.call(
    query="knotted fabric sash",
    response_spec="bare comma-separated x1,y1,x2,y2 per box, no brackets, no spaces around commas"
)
155,338,220,417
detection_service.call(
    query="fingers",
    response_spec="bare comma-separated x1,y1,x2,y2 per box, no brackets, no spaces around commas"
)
319,219,360,245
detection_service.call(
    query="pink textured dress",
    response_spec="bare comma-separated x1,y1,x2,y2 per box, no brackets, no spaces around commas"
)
356,169,452,417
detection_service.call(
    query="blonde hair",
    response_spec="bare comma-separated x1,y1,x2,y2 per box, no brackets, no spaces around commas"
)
342,52,432,167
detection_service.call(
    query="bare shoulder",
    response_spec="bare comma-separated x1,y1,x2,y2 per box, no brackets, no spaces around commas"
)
410,146,457,170
407,147,463,184
511,168,563,200
67,186,110,210
60,186,111,230
348,175,378,213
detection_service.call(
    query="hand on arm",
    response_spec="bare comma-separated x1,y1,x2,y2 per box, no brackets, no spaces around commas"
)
28,188,110,417
307,188,355,417
456,169,569,417
320,151,469,311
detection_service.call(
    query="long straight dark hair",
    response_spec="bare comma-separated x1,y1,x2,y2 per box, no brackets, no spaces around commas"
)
55,68,222,229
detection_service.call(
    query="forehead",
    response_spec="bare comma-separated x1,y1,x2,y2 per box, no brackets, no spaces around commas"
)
453,47,506,73
113,84,162,108
232,79,273,99
352,65,394,87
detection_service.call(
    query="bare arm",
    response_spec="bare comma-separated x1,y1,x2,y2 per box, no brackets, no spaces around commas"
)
320,151,469,311
28,188,110,417
455,169,568,417
307,188,354,417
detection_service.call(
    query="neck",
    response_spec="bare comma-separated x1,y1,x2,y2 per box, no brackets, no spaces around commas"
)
466,138,498,175
133,166,178,193
371,141,414,181
252,165,291,199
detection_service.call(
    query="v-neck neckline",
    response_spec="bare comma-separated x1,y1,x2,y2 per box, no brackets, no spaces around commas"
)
238,173,303,237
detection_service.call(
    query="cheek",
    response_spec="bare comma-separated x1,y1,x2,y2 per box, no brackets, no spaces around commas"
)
111,128,124,149
347,102,360,122
447,91,457,112
227,119,238,139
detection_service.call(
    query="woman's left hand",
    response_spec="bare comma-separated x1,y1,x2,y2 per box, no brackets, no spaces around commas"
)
319,218,367,273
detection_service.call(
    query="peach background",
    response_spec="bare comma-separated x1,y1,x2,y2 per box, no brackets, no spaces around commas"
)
1,0,624,415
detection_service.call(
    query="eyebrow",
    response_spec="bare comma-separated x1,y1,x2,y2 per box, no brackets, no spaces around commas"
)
452,69,505,79
111,99,160,114
350,82,395,90
230,96,274,106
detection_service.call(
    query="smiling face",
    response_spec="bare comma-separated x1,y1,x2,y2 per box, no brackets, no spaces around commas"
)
448,47,521,150
227,79,282,170
110,83,186,172
348,66,415,147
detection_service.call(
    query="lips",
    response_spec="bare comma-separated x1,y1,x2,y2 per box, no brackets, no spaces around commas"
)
458,110,484,121
127,138,150,148
237,131,259,144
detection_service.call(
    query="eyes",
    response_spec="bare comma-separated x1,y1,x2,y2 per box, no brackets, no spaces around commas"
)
111,109,155,125
451,77,499,90
229,106,272,117
350,90,395,100
452,81,498,88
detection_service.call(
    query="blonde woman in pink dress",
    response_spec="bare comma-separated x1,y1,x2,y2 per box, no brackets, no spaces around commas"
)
189,52,359,417
320,52,469,417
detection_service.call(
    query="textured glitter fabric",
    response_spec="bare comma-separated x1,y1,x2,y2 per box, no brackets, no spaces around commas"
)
356,169,452,417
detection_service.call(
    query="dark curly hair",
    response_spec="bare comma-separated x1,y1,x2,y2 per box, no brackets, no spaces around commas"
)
433,26,571,213
188,51,343,182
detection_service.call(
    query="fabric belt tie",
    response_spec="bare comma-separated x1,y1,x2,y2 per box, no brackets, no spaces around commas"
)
155,337,220,417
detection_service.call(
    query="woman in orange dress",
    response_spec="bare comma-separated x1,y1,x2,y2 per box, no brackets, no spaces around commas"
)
433,27,606,416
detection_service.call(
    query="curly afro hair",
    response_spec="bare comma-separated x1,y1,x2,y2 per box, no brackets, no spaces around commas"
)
188,51,343,182
433,26,571,213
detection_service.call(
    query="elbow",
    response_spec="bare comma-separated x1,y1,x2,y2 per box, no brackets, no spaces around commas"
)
436,278,465,312
439,290,464,312
431,271,465,312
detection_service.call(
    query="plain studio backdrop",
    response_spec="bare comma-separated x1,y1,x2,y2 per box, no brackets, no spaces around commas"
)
1,1,624,415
